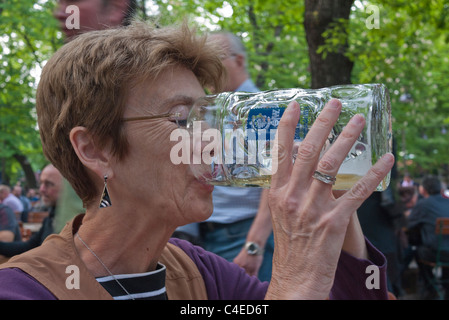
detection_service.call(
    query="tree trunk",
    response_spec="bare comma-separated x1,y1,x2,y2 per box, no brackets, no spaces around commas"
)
13,153,37,189
304,0,354,89
248,4,284,89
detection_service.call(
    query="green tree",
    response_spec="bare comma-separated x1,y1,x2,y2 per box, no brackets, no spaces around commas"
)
1,0,448,185
148,0,310,90
304,0,355,88
344,1,449,177
0,0,62,187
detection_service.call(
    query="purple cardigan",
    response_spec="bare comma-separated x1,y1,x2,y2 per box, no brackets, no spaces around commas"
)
0,238,388,300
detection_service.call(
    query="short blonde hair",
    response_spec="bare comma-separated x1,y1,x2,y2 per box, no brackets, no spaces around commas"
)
36,21,225,206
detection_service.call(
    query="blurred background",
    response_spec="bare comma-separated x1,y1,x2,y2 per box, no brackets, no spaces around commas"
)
1,0,448,189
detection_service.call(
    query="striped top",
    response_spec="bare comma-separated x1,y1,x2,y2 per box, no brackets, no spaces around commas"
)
96,263,167,300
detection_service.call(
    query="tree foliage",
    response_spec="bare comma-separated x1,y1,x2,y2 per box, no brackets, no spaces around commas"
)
0,0,62,186
143,0,449,177
147,0,310,90
345,1,449,176
1,0,448,186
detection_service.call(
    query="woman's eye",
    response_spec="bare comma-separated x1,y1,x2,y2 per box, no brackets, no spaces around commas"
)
169,115,187,128
169,105,190,127
174,119,187,127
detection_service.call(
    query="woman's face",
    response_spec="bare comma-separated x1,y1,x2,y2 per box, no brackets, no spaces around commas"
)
113,66,214,226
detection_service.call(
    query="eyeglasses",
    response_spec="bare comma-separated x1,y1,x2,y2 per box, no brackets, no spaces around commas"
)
123,112,185,127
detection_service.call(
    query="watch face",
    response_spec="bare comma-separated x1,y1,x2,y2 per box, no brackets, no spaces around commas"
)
248,243,257,253
246,242,259,255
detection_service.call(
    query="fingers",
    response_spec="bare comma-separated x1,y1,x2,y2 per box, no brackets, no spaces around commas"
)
309,113,366,192
271,97,393,202
289,99,342,188
337,153,395,212
270,101,300,188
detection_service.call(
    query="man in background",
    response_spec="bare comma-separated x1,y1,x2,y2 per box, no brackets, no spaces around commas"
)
0,185,24,218
12,185,31,222
0,164,63,258
176,32,274,282
408,175,449,299
0,204,21,243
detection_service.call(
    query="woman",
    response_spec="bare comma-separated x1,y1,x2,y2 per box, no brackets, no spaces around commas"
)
0,21,394,300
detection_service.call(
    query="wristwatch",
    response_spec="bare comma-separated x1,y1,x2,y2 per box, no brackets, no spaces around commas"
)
244,242,264,256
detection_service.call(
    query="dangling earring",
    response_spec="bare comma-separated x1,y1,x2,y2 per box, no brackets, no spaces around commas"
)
99,175,112,208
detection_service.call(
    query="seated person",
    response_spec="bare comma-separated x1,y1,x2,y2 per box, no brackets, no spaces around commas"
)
407,175,449,299
0,204,21,242
12,186,31,223
0,164,62,258
0,185,23,217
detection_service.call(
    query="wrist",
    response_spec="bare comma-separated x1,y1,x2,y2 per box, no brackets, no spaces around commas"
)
267,269,333,300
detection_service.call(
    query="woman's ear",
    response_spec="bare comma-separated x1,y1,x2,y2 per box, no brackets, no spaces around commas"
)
70,126,113,179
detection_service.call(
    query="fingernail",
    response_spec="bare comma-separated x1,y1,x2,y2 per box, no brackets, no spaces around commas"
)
351,114,365,125
383,152,395,165
328,99,341,109
288,100,300,110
